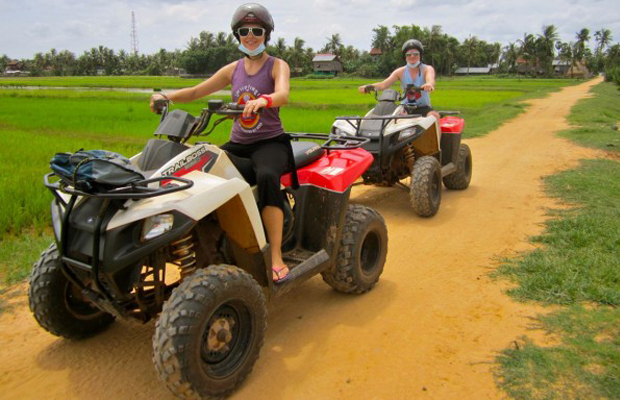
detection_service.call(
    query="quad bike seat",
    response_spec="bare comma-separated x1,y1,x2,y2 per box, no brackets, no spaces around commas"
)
291,141,325,168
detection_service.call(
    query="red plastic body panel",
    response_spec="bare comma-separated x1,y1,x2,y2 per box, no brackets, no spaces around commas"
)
439,116,465,134
281,148,373,193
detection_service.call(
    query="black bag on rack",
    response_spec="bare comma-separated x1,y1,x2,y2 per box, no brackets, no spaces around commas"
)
50,150,145,193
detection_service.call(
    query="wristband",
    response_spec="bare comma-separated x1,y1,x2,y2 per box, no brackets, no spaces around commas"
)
259,94,273,108
158,92,174,104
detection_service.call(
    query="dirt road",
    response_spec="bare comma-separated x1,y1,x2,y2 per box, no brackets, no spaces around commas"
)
0,78,603,400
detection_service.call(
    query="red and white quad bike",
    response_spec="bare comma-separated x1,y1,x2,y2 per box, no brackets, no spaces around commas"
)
29,99,388,399
331,85,473,217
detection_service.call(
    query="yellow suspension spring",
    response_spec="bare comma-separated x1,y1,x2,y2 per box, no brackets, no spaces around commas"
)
171,234,196,278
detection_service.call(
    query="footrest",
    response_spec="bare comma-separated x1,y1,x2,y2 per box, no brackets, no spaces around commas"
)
273,249,330,297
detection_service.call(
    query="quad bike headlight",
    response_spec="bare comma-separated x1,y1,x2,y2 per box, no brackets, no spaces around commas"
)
142,214,174,241
398,127,417,141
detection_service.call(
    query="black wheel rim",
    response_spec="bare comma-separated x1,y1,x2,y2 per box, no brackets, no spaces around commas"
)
64,281,105,321
200,300,253,378
360,230,381,275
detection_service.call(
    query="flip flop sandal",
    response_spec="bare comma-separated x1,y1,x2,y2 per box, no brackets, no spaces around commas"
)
272,265,290,283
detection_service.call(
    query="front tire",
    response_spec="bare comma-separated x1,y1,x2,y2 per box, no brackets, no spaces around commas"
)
153,265,267,399
28,243,115,339
410,156,442,217
443,143,472,190
322,205,388,294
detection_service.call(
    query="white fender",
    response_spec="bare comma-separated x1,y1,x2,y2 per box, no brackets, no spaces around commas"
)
107,170,266,248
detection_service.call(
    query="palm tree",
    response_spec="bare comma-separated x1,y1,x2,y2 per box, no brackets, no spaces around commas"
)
325,34,343,56
574,28,590,60
538,25,559,76
371,26,391,52
502,42,519,74
199,31,215,49
517,33,536,75
594,28,612,72
272,37,287,58
215,32,228,47
426,25,442,67
463,35,478,76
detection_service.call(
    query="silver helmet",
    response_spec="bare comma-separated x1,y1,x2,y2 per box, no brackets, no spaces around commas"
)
231,3,274,42
402,39,424,55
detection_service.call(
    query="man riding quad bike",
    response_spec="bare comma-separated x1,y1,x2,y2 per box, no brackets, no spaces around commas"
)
331,84,473,217
28,99,388,399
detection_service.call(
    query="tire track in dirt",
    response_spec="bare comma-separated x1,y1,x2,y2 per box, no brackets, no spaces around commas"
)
0,78,603,400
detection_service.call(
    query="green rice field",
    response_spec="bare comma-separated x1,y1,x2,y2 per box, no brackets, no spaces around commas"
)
0,76,577,283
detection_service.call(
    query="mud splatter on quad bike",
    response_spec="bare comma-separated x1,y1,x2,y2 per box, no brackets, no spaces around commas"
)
28,99,388,399
331,85,473,217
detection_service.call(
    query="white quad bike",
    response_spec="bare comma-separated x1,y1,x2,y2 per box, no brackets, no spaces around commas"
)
331,85,473,217
28,99,388,399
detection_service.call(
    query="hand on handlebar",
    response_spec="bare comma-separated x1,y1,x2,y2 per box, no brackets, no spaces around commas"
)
421,83,435,92
150,93,168,114
358,84,375,94
242,97,269,118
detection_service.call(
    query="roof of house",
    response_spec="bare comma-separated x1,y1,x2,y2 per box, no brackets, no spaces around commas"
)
312,54,338,62
370,48,383,55
455,67,491,74
552,60,571,66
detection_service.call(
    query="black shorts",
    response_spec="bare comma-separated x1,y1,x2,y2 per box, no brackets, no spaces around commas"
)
222,134,292,211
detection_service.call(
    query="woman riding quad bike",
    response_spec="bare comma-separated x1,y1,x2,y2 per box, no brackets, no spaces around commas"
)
29,97,389,399
332,84,473,217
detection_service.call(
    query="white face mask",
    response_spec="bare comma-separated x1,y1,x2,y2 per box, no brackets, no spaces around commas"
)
238,43,266,57
407,61,420,68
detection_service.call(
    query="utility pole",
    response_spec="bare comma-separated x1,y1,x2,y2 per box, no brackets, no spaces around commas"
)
130,11,139,56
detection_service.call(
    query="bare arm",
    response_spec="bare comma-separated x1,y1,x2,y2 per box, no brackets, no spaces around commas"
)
358,68,403,93
421,65,436,92
149,62,236,111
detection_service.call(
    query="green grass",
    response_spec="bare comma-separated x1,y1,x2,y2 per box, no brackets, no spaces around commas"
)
494,80,620,398
496,307,620,399
496,160,620,306
0,76,574,286
561,82,620,150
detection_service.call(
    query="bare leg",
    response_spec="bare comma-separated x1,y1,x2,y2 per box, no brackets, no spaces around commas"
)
262,205,288,281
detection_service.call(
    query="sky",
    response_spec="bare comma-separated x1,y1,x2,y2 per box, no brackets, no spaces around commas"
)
2,0,619,60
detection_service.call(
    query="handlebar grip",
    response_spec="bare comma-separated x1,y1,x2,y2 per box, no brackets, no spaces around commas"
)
364,85,375,94
153,99,168,115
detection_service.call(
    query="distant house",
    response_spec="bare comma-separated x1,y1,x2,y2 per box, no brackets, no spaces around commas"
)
552,59,571,75
312,54,343,76
565,60,590,78
4,60,26,75
454,66,491,75
370,48,383,62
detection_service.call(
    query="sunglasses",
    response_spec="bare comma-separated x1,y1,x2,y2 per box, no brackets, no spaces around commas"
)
405,51,420,57
237,27,265,37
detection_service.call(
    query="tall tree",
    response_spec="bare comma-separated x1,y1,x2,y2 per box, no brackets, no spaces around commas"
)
371,26,391,51
538,25,559,76
594,28,613,72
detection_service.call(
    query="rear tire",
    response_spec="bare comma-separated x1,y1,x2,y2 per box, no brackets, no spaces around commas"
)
28,243,115,339
153,265,267,399
410,156,442,217
443,144,472,190
322,205,388,294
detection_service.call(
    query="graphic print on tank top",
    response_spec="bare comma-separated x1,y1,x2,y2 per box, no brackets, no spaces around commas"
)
236,87,261,130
